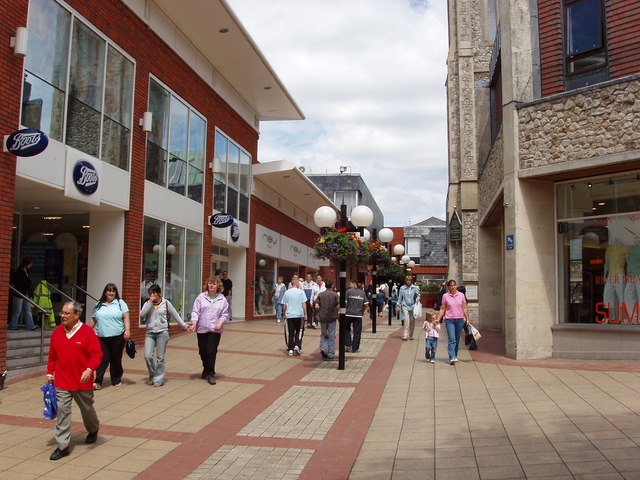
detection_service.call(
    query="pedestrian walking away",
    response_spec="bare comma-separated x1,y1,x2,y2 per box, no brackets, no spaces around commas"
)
46,301,102,461
315,280,339,360
90,283,130,389
422,311,441,363
398,275,420,340
189,276,229,385
435,279,469,364
345,281,368,353
281,276,308,356
140,284,189,387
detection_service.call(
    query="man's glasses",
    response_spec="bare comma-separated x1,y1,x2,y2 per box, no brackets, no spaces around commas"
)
59,311,74,316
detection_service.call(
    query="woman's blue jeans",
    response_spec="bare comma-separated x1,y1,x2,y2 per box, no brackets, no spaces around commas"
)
145,331,169,385
445,318,465,361
9,296,35,329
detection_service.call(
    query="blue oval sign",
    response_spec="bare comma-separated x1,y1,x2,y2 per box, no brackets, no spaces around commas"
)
231,222,240,242
73,160,99,195
209,213,235,228
6,128,49,157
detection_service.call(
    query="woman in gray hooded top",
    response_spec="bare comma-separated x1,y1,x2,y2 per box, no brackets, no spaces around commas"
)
140,284,189,386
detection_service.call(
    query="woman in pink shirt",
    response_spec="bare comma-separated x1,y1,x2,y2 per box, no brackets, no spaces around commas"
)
435,279,469,365
189,276,229,385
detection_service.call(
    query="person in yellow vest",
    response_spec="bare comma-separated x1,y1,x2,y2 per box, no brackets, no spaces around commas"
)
33,280,56,328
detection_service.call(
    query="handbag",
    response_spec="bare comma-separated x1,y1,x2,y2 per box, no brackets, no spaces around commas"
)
125,339,136,359
469,324,481,340
413,301,422,317
41,382,58,420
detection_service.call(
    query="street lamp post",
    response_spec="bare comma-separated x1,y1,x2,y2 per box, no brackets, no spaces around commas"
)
314,204,373,370
377,228,394,329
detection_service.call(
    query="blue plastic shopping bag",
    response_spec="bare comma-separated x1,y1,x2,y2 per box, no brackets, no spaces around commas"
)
41,382,58,420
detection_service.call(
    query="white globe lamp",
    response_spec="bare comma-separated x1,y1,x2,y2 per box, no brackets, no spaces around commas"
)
359,228,371,241
393,244,405,256
408,260,416,268
401,254,411,264
166,244,176,255
351,205,374,228
314,206,337,228
378,228,394,244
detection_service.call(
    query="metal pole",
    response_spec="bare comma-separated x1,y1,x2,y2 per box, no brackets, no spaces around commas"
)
388,278,393,326
371,229,377,334
338,260,346,370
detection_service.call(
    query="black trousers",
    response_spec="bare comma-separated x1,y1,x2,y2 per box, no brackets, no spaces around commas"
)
284,317,304,351
95,334,125,386
197,332,222,377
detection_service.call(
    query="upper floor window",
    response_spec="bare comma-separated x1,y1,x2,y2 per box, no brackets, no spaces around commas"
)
146,78,205,203
21,0,134,170
565,0,607,76
214,130,250,223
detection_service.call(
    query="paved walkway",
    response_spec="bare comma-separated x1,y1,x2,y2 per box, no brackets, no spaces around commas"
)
2,317,640,479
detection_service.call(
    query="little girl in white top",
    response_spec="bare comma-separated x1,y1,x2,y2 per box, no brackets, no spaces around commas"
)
423,311,440,363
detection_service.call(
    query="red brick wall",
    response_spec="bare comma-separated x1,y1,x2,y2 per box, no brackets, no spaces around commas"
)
538,0,640,97
245,197,318,320
607,1,640,78
0,1,29,371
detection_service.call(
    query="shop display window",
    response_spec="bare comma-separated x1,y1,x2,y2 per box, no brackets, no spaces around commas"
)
255,256,276,316
557,173,640,324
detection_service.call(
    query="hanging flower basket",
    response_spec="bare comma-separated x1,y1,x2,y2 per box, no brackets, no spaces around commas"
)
313,229,371,264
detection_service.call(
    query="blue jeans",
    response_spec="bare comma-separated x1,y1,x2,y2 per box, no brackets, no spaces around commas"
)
9,296,35,329
445,318,465,360
344,315,362,352
145,331,169,385
426,336,438,361
275,303,283,321
320,321,336,358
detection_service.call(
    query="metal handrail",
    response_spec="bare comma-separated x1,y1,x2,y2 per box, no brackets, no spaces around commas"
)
72,284,99,303
9,284,48,364
44,281,75,303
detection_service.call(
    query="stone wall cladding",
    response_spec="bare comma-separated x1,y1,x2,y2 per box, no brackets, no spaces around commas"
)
518,78,640,169
478,129,504,219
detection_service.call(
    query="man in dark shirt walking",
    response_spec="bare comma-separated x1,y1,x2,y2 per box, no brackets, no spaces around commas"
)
315,280,339,360
345,281,368,353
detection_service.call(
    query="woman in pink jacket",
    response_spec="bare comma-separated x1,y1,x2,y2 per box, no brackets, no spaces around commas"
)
188,276,229,385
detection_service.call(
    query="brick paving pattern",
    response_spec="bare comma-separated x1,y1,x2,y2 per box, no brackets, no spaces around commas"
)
3,319,640,479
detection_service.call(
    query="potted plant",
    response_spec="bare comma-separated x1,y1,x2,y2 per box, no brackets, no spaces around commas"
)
420,282,440,308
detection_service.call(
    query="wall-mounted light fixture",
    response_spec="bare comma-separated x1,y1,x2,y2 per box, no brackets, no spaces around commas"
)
10,27,28,57
139,111,152,132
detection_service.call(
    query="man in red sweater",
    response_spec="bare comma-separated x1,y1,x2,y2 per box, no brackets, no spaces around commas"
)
46,301,102,461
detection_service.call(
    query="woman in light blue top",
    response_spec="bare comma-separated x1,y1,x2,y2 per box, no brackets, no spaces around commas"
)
140,284,189,387
90,283,130,389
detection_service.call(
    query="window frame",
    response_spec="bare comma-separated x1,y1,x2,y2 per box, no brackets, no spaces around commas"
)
21,0,135,170
563,0,608,77
146,75,207,203
213,127,252,223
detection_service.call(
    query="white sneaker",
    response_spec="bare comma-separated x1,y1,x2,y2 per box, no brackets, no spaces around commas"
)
450,358,458,365
288,350,293,356
402,336,407,341
277,319,281,323
430,359,435,364
293,346,301,356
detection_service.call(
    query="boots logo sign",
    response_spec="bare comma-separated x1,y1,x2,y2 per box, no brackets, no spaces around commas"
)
6,128,49,157
209,213,235,228
72,161,99,195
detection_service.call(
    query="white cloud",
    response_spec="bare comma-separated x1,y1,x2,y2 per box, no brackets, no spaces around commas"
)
226,0,449,226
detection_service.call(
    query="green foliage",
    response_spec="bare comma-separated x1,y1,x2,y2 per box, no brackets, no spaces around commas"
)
421,283,440,293
313,229,370,264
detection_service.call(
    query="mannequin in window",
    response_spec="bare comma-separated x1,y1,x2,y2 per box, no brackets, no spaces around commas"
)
624,238,640,323
603,237,628,323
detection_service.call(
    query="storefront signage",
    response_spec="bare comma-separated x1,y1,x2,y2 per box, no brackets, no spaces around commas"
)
72,160,99,195
209,213,234,228
255,225,280,256
6,128,49,157
281,236,308,264
506,234,514,251
230,222,240,242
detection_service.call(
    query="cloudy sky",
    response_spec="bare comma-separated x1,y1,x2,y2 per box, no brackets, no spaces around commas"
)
226,0,449,227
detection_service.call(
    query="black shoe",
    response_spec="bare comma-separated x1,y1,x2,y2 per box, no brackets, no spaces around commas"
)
207,375,216,385
50,447,69,461
320,350,328,359
85,431,98,444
